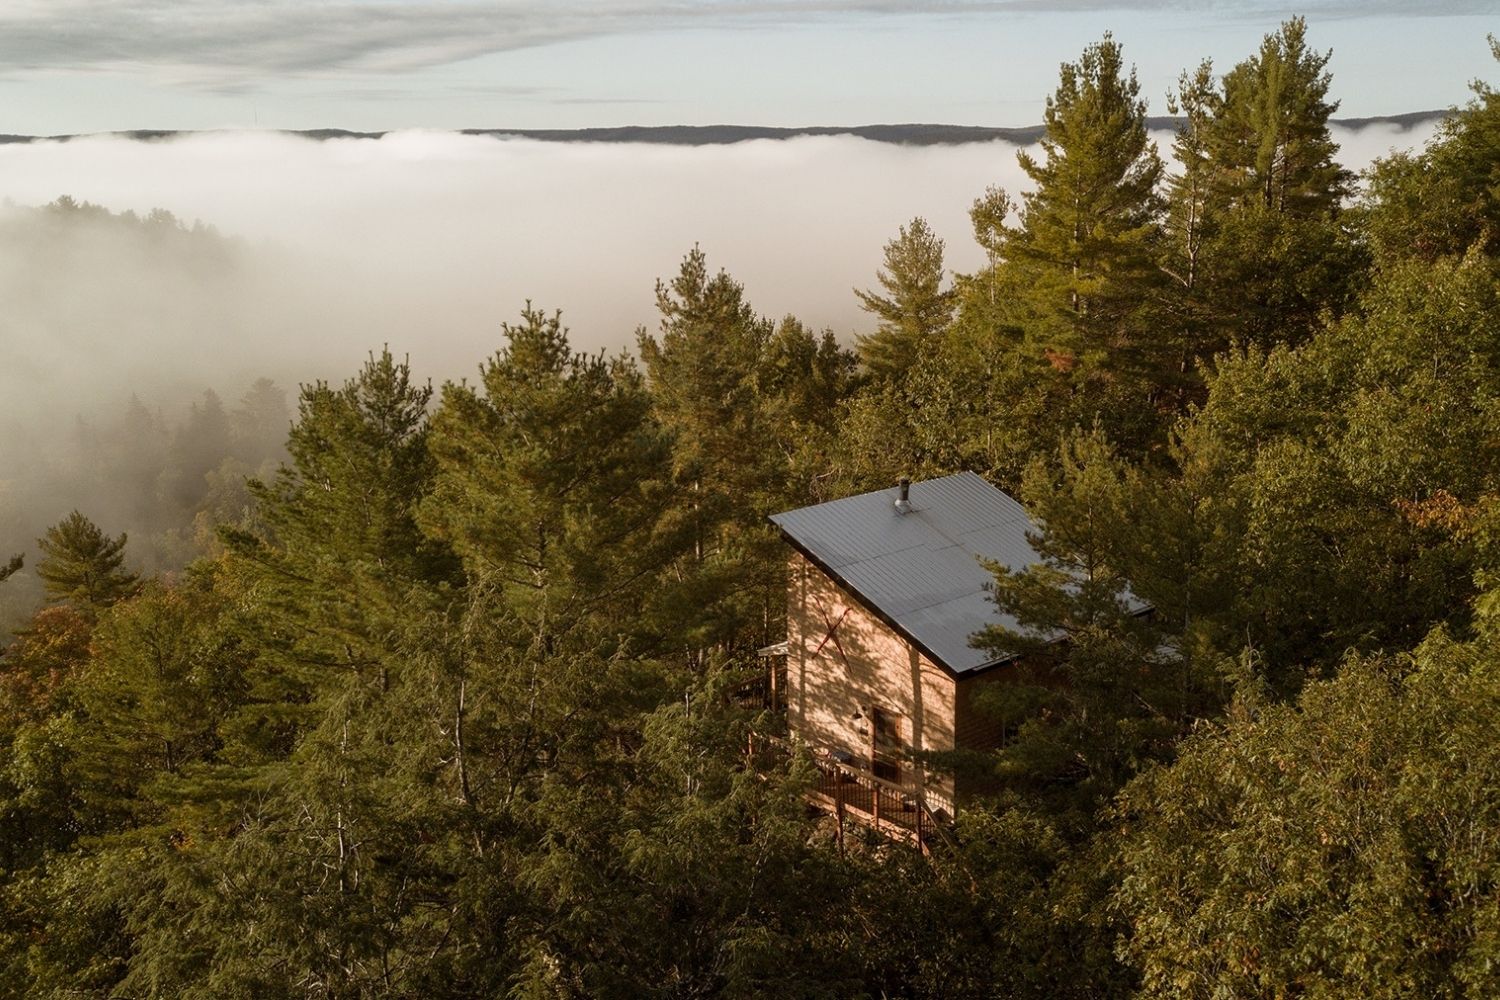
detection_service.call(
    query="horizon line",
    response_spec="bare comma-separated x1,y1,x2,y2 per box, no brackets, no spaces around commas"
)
0,111,1448,148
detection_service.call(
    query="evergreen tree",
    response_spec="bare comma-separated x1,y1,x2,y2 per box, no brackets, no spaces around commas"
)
1206,17,1347,217
163,388,232,510
855,216,955,382
1006,34,1165,382
219,347,451,739
637,249,780,656
230,349,446,587
758,316,860,505
230,377,290,466
35,511,138,612
514,670,856,998
638,248,770,495
108,394,171,535
0,555,19,587
1158,59,1221,397
1190,17,1360,348
969,433,1223,827
421,305,676,654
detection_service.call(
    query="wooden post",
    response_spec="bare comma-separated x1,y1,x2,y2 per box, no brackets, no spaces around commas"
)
833,768,846,853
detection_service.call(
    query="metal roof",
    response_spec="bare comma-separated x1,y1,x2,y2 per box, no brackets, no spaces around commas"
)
771,472,1045,675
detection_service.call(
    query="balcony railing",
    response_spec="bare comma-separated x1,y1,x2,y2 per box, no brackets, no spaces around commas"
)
748,733,948,854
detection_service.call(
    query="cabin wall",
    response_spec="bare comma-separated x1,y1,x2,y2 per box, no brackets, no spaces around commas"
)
954,670,1012,752
786,551,957,814
951,669,1016,804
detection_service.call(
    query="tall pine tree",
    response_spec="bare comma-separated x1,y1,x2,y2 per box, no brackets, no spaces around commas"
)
854,216,955,383
1006,34,1164,378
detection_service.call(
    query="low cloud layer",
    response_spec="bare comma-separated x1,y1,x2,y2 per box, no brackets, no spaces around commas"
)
1,2,1487,87
0,121,1442,602
0,123,1437,418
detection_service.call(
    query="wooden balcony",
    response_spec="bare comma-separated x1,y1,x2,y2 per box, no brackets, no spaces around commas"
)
749,733,946,853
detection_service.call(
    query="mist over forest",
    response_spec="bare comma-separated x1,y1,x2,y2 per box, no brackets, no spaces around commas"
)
0,120,1435,629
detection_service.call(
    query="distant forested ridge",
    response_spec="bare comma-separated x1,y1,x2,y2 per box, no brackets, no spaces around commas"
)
0,110,1444,148
2,21,1499,1000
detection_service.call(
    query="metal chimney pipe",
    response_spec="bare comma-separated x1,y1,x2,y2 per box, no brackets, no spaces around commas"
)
895,478,912,515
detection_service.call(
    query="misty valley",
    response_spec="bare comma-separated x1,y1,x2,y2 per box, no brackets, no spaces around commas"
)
3,18,1500,1000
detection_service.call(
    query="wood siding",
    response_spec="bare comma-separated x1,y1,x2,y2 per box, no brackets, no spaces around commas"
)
786,552,958,814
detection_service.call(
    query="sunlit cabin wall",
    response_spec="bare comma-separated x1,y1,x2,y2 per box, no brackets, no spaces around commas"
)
786,551,957,815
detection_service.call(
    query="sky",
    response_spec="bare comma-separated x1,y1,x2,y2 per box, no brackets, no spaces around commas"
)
0,2,1494,135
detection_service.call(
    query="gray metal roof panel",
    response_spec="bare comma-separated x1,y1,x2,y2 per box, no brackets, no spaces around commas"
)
771,472,1048,674
903,595,1017,672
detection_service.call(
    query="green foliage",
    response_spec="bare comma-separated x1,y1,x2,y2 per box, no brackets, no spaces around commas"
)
855,216,956,382
6,24,1500,999
637,248,841,657
1362,36,1500,264
1206,17,1349,217
1115,633,1500,998
1007,34,1165,380
223,347,451,693
421,305,677,654
638,247,772,503
34,511,138,613
1190,18,1361,351
1166,252,1500,685
971,431,1226,827
516,671,853,998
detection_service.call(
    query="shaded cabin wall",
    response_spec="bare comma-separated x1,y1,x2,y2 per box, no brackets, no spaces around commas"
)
951,669,1021,803
786,551,957,814
954,671,1009,752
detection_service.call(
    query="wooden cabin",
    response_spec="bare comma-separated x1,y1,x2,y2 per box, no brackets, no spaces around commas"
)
769,472,1055,825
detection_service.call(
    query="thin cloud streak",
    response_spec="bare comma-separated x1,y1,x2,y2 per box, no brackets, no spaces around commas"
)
0,1,1487,87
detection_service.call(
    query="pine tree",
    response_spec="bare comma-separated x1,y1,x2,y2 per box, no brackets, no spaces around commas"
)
230,376,290,465
220,348,450,697
421,305,676,654
758,316,860,506
35,511,138,612
164,388,232,510
854,216,955,382
1006,34,1164,376
243,349,441,583
1159,59,1221,395
0,555,19,586
637,248,779,655
1207,17,1348,217
637,247,770,506
1191,17,1360,348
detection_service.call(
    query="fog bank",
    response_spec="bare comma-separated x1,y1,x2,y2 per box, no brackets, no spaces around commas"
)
0,122,1436,401
0,121,1441,622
